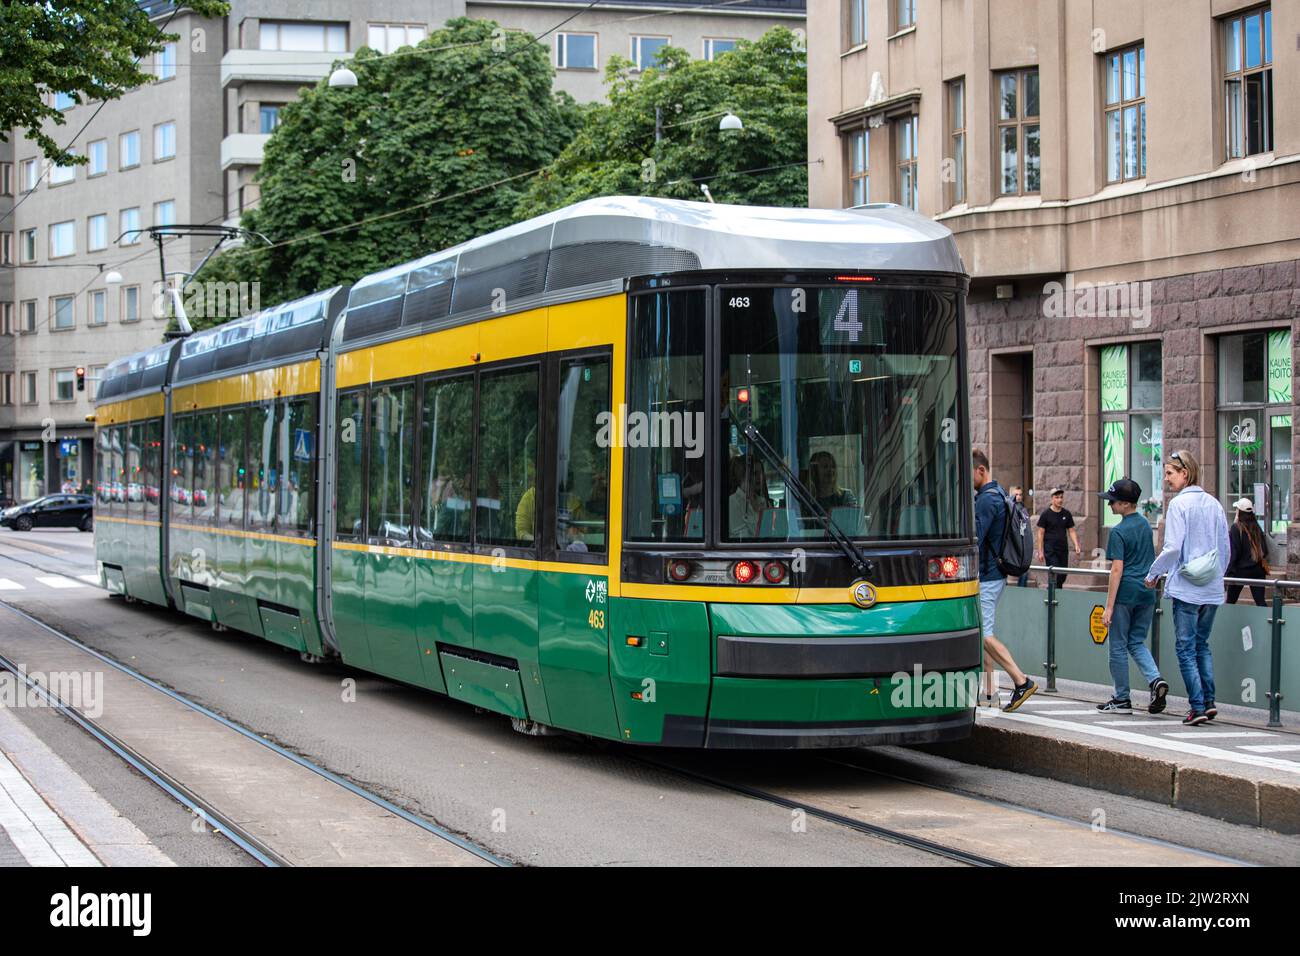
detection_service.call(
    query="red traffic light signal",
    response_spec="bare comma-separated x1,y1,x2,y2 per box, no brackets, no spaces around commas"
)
75,366,86,392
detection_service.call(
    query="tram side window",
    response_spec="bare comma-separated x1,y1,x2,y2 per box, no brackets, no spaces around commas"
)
170,416,192,521
336,391,366,539
193,412,219,525
96,428,112,509
142,418,162,521
418,374,474,545
248,403,279,531
280,398,316,534
368,383,415,542
555,355,610,555
125,423,143,519
477,365,540,549
110,426,125,518
219,408,247,528
626,290,706,542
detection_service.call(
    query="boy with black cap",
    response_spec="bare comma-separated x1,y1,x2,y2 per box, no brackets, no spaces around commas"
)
1097,477,1170,714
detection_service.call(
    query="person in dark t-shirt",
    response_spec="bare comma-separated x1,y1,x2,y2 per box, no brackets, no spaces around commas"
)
1036,487,1080,588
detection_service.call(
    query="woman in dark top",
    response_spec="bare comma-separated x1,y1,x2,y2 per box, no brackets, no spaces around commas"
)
1226,498,1269,607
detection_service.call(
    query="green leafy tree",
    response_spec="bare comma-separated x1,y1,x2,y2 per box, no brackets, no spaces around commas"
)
517,27,807,217
0,0,230,166
195,18,582,322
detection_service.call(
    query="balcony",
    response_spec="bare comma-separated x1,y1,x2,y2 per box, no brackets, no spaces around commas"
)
220,48,354,89
221,133,269,171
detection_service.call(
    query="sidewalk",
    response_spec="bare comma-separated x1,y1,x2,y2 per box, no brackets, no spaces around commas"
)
0,704,173,867
926,675,1300,834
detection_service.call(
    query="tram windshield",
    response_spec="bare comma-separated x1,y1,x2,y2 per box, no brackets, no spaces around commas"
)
625,283,965,544
721,284,963,542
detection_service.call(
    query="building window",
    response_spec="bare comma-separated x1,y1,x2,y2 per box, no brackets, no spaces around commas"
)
848,0,867,46
996,68,1040,195
630,36,669,71
557,33,597,70
88,139,108,176
1223,5,1272,159
22,371,37,404
89,290,106,327
49,151,76,185
154,122,176,161
89,365,106,400
0,233,9,265
1100,343,1163,528
49,221,75,258
120,207,141,244
19,228,36,263
895,0,916,31
1,302,11,336
847,128,869,206
0,162,11,196
20,158,39,192
21,300,36,333
895,114,918,211
154,200,175,227
260,21,347,52
53,369,75,403
122,286,140,323
156,41,176,80
1,373,12,406
703,38,738,61
1104,44,1146,183
367,23,425,53
948,78,966,205
87,214,107,252
54,91,75,110
52,295,75,330
1218,330,1290,534
259,105,281,134
120,131,140,169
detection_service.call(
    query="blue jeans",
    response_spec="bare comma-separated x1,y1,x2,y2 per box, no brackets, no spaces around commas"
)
1108,603,1160,701
1171,599,1217,712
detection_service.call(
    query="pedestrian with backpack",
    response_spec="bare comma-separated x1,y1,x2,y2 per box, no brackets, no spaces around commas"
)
1143,450,1230,726
972,449,1038,712
1096,478,1170,715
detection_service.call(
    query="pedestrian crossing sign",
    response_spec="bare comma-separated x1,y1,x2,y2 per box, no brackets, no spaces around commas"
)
292,428,313,462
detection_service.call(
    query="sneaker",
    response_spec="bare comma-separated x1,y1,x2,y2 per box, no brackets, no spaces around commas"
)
1148,678,1170,715
1097,698,1133,714
1003,679,1038,713
1204,701,1217,720
1182,711,1209,726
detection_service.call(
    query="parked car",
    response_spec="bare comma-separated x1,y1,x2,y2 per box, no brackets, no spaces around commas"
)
0,494,94,532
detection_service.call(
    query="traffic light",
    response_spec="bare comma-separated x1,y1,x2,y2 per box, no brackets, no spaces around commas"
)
75,367,86,392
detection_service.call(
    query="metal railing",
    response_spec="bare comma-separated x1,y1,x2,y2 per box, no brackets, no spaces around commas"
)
1029,565,1291,727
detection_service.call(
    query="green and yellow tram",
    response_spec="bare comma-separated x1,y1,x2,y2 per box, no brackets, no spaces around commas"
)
94,197,980,748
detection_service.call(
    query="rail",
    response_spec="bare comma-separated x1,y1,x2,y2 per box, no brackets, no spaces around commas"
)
1027,565,1291,727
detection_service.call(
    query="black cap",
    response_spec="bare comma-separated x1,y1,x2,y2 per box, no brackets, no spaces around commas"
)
1099,477,1141,503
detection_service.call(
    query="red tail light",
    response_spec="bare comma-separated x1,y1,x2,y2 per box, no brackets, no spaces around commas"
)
667,559,693,582
927,555,969,581
731,560,758,584
762,561,787,584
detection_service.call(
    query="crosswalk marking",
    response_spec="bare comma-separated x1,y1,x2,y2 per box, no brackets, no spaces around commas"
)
1161,731,1275,740
33,576,83,590
77,574,100,585
1095,719,1165,727
0,579,23,591
1025,709,1102,716
1239,744,1300,754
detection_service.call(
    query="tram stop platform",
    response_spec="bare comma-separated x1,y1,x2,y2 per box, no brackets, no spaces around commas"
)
925,673,1300,835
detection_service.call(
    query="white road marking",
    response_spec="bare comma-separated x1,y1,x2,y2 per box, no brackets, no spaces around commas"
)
997,710,1300,775
1024,709,1105,715
0,751,100,866
1239,744,1300,754
1095,719,1167,726
1161,731,1276,740
0,579,24,591
77,574,100,585
34,576,83,590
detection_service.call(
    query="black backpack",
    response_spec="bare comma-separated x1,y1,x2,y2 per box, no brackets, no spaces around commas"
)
997,493,1034,578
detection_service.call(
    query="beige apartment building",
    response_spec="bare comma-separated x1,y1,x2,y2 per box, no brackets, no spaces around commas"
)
2,0,803,502
809,0,1300,570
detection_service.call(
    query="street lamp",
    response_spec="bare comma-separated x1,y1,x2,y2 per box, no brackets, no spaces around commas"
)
103,270,122,285
328,66,358,88
719,112,743,131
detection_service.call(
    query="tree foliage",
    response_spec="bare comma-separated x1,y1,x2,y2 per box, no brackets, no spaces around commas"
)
195,18,583,322
0,0,230,165
516,28,807,218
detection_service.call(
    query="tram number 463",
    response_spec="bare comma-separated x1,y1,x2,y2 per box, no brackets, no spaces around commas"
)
588,609,606,629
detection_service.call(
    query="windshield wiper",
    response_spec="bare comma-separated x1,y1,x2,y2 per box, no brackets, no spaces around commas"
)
741,423,874,578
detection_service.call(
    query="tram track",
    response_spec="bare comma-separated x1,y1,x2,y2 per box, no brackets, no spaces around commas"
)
0,595,509,867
